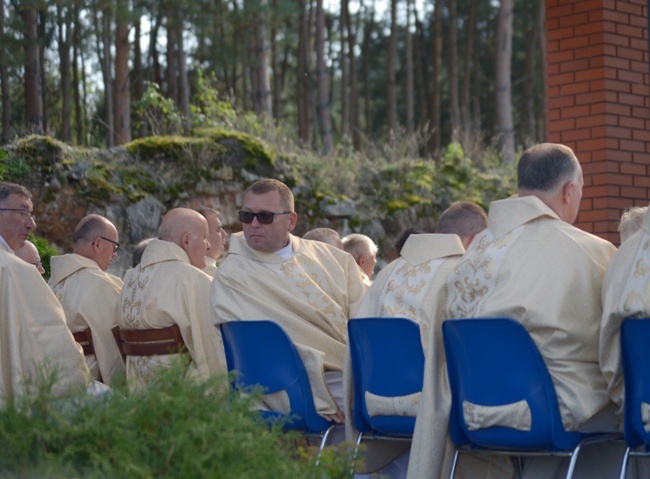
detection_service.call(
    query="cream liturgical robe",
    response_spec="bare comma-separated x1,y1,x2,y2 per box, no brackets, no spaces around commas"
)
49,254,125,385
212,232,368,415
601,206,650,420
121,239,227,390
203,256,218,277
346,234,464,475
0,249,90,403
408,196,617,479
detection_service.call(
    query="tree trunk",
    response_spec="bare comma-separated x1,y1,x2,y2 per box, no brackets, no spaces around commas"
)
521,0,539,147
296,0,310,142
361,6,374,137
248,0,272,119
72,2,84,145
346,0,360,148
461,0,477,137
413,7,431,128
429,0,442,152
57,0,73,143
95,6,114,147
339,0,348,136
448,0,460,142
38,8,48,134
177,20,191,134
405,0,414,135
537,0,546,141
0,0,11,143
149,12,163,87
496,0,515,162
133,13,143,104
21,5,43,133
315,0,332,153
166,19,179,104
386,0,397,134
114,0,130,145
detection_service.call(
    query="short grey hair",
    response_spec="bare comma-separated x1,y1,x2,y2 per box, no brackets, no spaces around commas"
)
342,233,377,262
619,206,647,243
517,143,579,192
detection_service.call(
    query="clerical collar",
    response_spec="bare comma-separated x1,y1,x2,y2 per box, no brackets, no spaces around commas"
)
274,241,294,259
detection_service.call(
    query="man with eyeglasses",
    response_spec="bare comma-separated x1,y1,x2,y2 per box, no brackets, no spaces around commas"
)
212,178,368,425
120,208,226,391
15,239,45,275
197,207,228,277
0,181,90,403
49,214,125,385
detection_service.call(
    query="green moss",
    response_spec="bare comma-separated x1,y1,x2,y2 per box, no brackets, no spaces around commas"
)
125,135,213,162
197,127,275,167
386,199,410,214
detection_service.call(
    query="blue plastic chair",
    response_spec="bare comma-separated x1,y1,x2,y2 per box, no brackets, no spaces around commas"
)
619,318,650,479
348,317,424,448
442,318,617,479
220,320,336,449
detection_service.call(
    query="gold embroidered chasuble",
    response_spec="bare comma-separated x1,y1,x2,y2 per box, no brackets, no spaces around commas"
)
49,253,125,384
121,239,227,389
600,205,650,420
0,250,90,403
446,196,616,431
212,232,368,415
344,234,465,475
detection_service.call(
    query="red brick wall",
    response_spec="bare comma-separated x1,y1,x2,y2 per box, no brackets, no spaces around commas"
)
546,0,649,244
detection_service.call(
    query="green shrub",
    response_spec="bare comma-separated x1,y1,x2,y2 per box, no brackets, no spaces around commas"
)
0,362,357,478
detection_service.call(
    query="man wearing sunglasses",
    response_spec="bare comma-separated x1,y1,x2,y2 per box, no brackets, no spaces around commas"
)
49,214,125,385
0,181,90,403
212,178,368,425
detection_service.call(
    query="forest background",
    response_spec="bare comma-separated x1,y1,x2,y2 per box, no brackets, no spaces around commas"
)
0,0,542,271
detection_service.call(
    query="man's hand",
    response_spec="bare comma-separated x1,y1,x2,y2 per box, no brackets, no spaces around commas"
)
323,409,345,424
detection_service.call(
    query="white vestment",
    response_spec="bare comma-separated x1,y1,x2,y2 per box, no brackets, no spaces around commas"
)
601,205,650,420
212,232,368,415
410,195,618,479
0,250,90,403
121,239,227,390
347,234,465,476
49,253,125,385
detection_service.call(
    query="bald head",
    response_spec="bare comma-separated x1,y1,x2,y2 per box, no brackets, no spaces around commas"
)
72,214,119,271
15,239,44,275
158,208,210,268
303,228,343,249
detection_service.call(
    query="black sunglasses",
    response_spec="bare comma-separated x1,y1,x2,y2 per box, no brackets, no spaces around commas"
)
238,210,292,225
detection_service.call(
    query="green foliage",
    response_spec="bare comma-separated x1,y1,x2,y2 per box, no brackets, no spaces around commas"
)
30,235,60,281
0,362,358,479
190,69,237,129
133,82,185,136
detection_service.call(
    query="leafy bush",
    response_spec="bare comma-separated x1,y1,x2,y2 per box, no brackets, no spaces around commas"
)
0,362,357,478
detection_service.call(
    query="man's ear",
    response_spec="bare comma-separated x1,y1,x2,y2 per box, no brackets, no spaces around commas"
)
561,180,574,205
180,233,190,251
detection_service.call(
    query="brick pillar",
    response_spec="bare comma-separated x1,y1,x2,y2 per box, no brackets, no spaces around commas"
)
546,0,649,244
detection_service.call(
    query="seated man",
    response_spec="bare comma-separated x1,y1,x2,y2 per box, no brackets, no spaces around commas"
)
15,239,45,275
0,181,90,402
617,205,647,244
600,202,650,421
121,208,226,390
212,178,368,424
347,201,487,478
342,233,377,284
197,207,227,277
49,214,125,385
409,143,619,479
303,227,344,249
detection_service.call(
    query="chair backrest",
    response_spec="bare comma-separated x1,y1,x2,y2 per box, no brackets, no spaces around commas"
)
73,328,95,357
113,324,190,362
442,318,587,451
347,317,424,437
220,320,330,434
621,318,650,448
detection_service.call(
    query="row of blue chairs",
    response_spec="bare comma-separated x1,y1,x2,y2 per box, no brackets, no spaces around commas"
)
219,317,650,479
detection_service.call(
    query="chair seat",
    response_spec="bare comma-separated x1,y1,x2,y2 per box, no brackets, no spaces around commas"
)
220,320,335,446
443,318,619,479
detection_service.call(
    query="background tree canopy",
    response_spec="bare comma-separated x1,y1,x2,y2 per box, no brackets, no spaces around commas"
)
0,0,545,160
